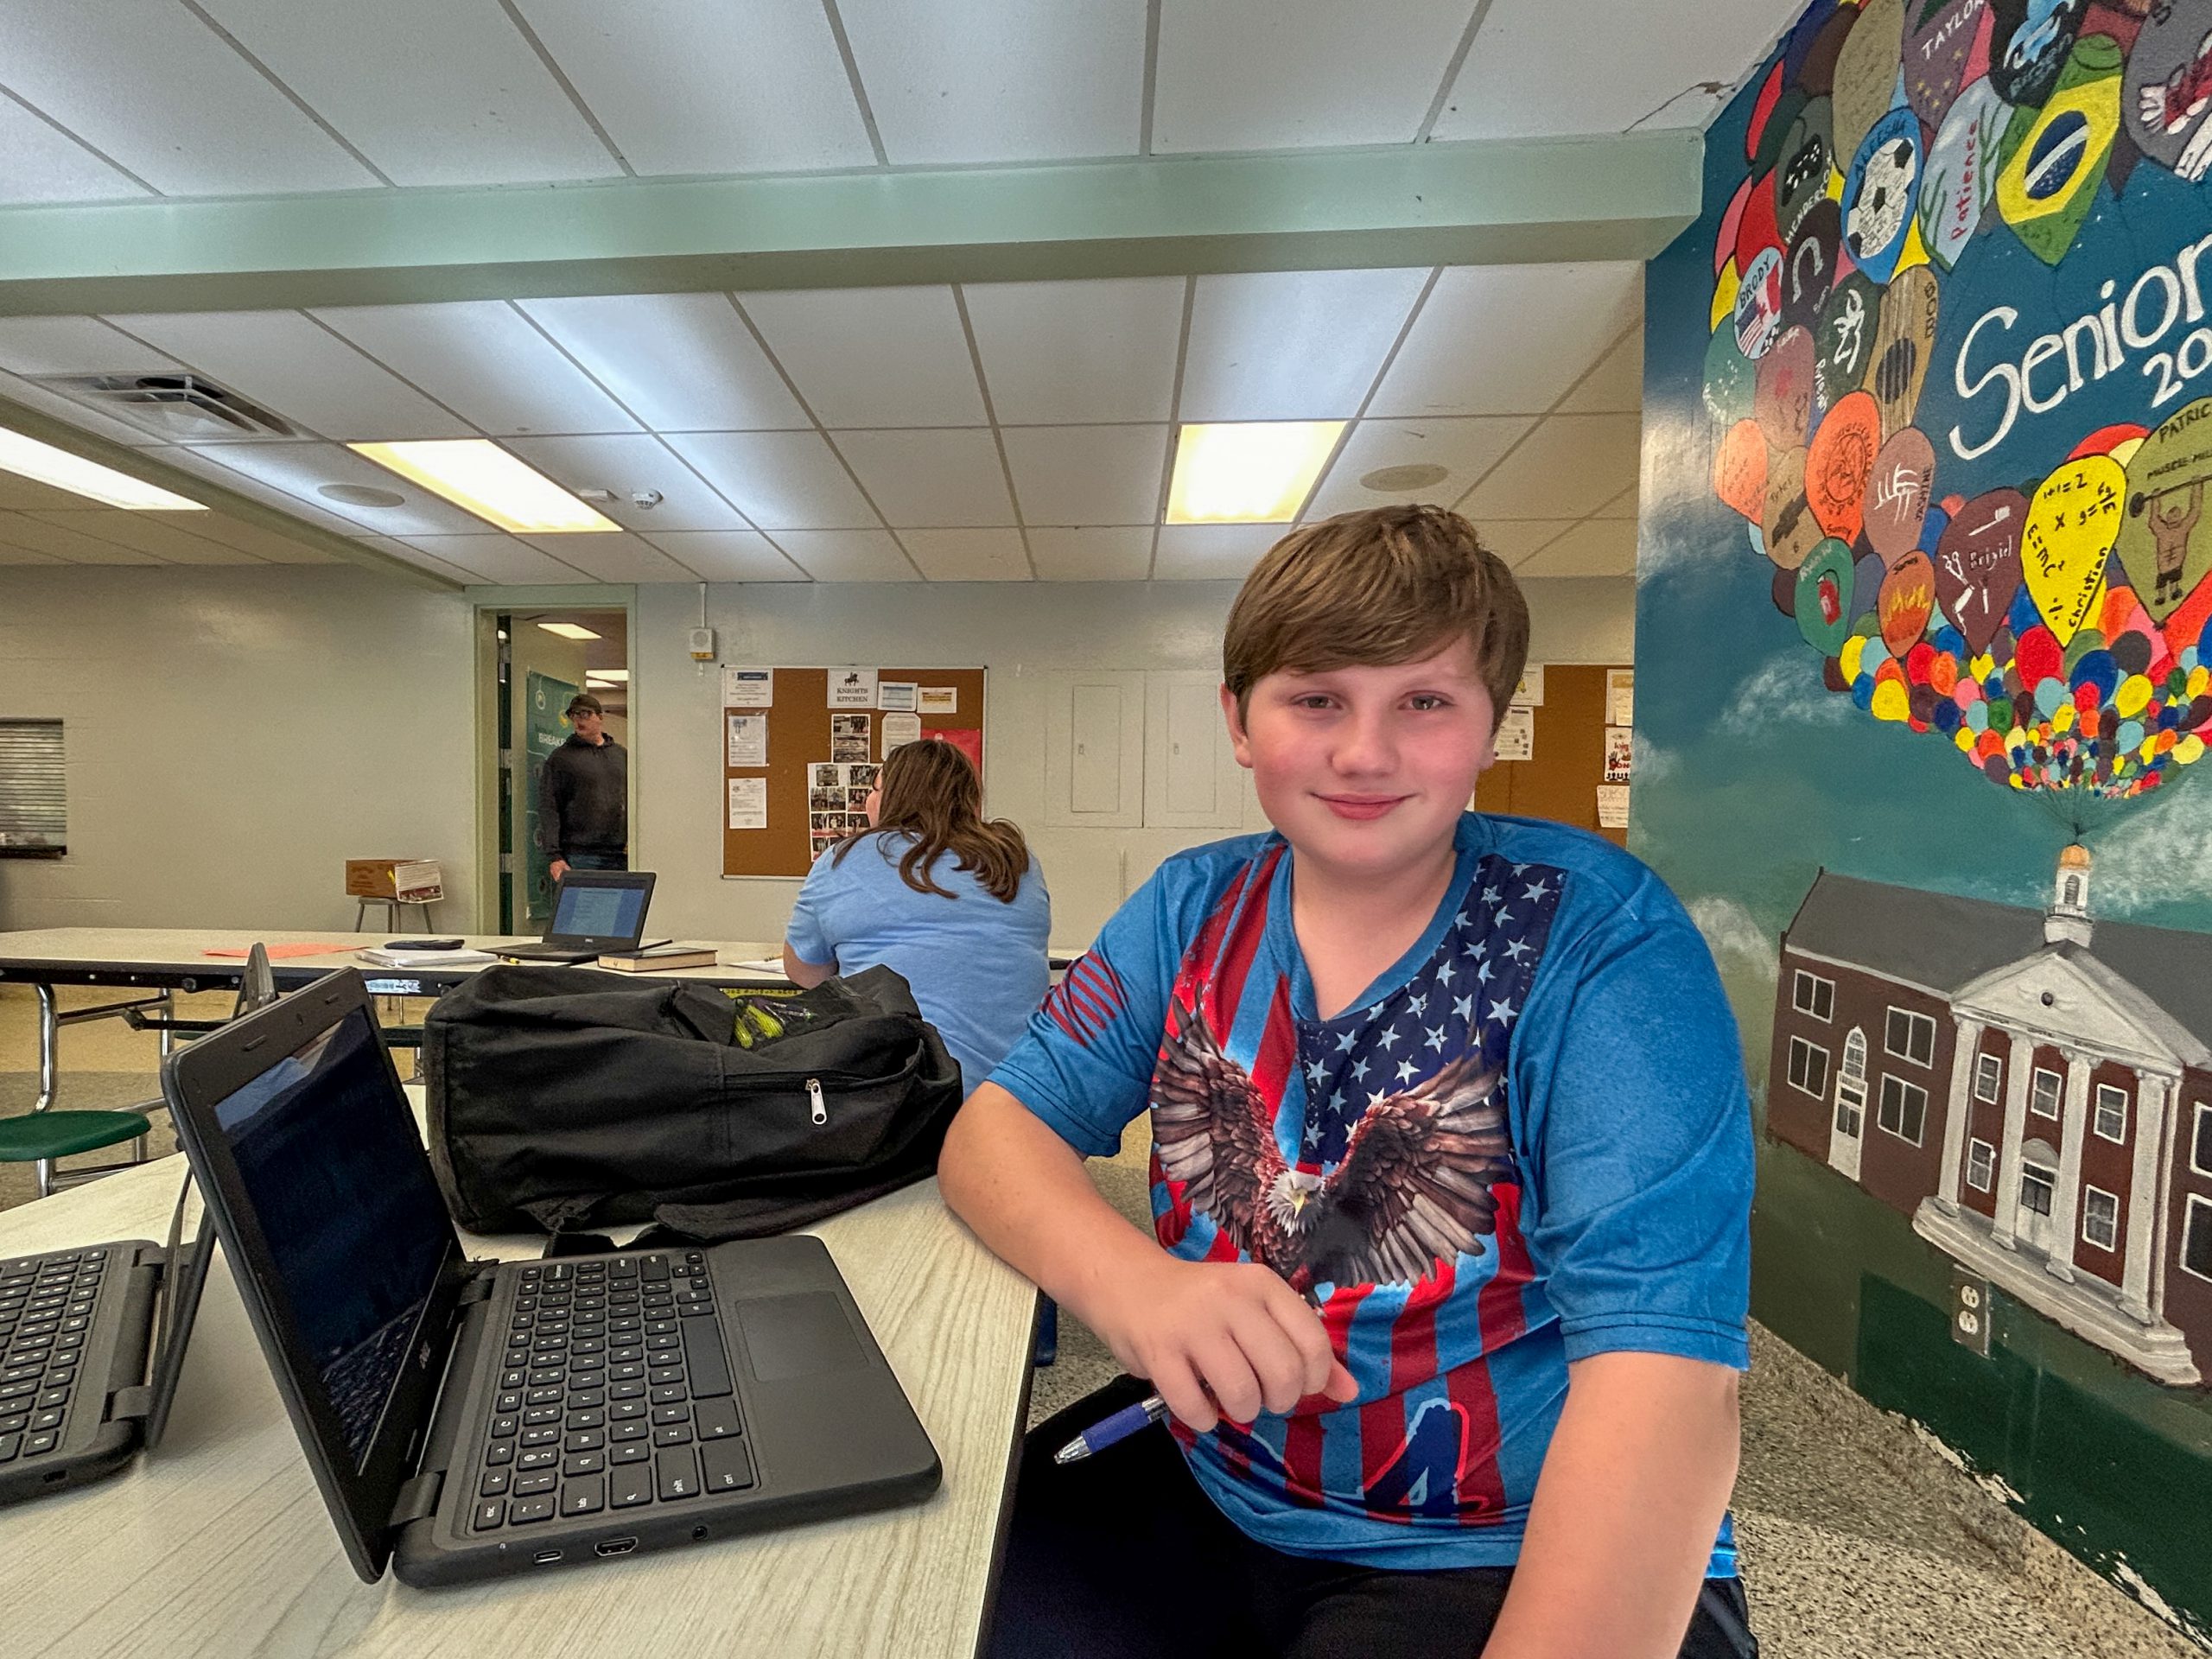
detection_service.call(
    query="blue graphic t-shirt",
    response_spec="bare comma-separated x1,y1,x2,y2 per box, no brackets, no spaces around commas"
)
991,811,1752,1573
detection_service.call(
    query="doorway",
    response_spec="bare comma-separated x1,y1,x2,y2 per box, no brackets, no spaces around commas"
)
1828,1027,1867,1182
490,609,629,933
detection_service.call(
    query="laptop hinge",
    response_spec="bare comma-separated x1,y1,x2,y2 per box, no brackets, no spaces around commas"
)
390,1470,444,1529
456,1271,498,1307
109,1384,155,1425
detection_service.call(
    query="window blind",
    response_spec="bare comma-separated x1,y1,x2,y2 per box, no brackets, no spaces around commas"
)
0,720,66,855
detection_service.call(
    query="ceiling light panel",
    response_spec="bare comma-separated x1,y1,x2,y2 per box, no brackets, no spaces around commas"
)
312,302,639,436
1152,523,1285,581
510,0,874,176
1179,269,1430,423
661,430,876,531
516,295,809,433
1152,0,1480,154
0,428,203,510
832,0,1145,164
193,0,618,188
1369,264,1643,418
500,435,749,532
1303,416,1528,519
963,278,1185,426
352,440,620,535
0,1,377,196
1166,422,1344,524
181,442,493,537
645,531,807,582
768,529,917,582
537,621,601,639
105,310,470,441
0,317,179,379
1028,526,1154,582
1001,425,1168,526
832,429,1014,528
1457,414,1642,521
740,288,986,429
900,528,1030,582
0,96,149,207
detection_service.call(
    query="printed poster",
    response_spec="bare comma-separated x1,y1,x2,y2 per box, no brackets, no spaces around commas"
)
1595,785,1630,830
1604,726,1634,783
1511,666,1545,708
727,777,766,831
917,685,959,715
881,713,923,751
1494,705,1535,762
722,666,772,709
830,712,872,762
830,668,879,708
878,681,918,712
727,714,767,768
1605,669,1633,728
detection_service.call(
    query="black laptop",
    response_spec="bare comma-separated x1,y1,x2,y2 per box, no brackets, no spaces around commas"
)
159,970,940,1586
499,869,660,963
0,1172,215,1506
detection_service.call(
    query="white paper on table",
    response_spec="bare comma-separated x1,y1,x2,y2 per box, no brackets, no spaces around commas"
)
1606,669,1634,727
722,666,772,708
727,776,766,830
727,714,767,768
829,667,879,707
1596,785,1630,829
1603,725,1634,783
1510,665,1544,707
917,685,958,715
1493,704,1535,762
882,712,923,750
877,680,918,712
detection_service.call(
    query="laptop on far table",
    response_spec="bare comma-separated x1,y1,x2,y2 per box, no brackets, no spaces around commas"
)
159,969,940,1587
498,869,661,963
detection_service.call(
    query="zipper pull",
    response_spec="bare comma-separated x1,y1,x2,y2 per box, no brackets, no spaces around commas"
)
805,1077,827,1125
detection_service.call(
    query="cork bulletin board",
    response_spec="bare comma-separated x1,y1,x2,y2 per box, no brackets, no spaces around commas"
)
721,665,988,879
1471,664,1631,848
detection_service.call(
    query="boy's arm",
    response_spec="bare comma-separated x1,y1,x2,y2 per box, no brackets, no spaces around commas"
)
939,1084,1354,1425
1480,1352,1740,1659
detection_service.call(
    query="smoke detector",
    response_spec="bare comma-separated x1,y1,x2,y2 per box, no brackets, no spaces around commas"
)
35,373,296,441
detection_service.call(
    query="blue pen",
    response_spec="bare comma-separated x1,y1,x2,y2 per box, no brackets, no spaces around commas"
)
1052,1391,1168,1465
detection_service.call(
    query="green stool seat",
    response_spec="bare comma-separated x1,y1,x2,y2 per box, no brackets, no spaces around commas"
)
0,1110,153,1162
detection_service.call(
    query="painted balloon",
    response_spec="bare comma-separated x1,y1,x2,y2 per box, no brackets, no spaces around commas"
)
1934,487,2030,654
2022,454,2126,643
1864,427,1939,565
2113,397,2212,621
1807,390,1883,542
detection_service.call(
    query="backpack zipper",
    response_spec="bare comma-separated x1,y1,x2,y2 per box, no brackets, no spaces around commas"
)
805,1077,827,1125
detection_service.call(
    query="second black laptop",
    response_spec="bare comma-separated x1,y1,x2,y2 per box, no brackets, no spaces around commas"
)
499,869,659,963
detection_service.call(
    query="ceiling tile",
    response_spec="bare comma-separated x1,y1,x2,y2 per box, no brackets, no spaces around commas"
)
834,0,1145,164
0,540,61,565
1002,425,1166,526
740,288,985,429
0,3,379,196
0,368,170,447
646,531,807,582
181,442,493,537
1433,0,1796,140
194,0,617,186
0,512,158,564
1593,485,1637,519
501,435,747,532
1179,268,1430,423
524,531,694,583
106,310,469,441
1304,416,1528,519
0,94,149,205
361,537,486,586
312,302,639,435
190,512,338,563
1153,0,1478,153
1459,414,1640,520
770,529,918,582
1515,518,1639,577
512,0,873,175
515,294,807,433
661,430,875,530
963,278,1185,426
0,317,175,378
19,509,257,564
1368,264,1641,418
902,528,1031,582
833,429,1014,528
1556,330,1643,414
1029,526,1153,582
396,535,594,584
0,471,132,512
1153,523,1282,581
1471,520,1574,563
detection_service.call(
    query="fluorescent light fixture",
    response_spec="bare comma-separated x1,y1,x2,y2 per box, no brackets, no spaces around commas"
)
537,621,600,641
1166,421,1345,524
591,668,629,682
0,425,205,510
347,439,619,534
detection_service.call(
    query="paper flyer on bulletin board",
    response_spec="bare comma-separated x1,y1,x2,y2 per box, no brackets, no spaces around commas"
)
1511,666,1544,707
727,714,767,768
722,666,772,708
728,777,766,830
1606,669,1633,727
829,668,878,707
1493,705,1535,762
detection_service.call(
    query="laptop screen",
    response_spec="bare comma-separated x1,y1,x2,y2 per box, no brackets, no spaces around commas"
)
207,1005,454,1469
550,878,646,942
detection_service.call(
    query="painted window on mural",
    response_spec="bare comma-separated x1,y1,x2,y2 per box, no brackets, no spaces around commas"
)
2030,1068,2063,1119
1840,1028,1867,1084
2094,1084,2129,1144
1792,969,1834,1021
2082,1188,2120,1252
1967,1140,1995,1193
1788,1035,1829,1098
2193,1103,2212,1179
1834,1091,1862,1137
2019,1166,2056,1219
1885,1007,1935,1068
1973,1052,2003,1103
2186,1198,2212,1285
1877,1075,1928,1146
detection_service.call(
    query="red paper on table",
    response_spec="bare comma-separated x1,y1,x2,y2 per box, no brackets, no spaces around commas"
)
202,942,350,959
925,727,983,779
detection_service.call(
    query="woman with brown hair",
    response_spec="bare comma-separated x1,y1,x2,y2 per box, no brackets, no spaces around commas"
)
782,737,1051,1096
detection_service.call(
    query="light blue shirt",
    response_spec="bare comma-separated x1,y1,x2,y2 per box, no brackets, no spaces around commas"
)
786,831,1052,1096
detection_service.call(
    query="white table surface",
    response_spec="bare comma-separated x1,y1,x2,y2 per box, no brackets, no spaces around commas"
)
0,930,794,986
0,1090,1038,1659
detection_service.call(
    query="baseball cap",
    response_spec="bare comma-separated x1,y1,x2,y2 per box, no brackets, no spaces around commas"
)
565,692,604,717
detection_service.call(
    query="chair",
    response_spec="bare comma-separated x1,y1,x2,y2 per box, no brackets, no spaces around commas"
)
0,943,281,1200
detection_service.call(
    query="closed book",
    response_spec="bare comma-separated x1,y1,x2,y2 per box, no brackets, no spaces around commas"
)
596,945,718,972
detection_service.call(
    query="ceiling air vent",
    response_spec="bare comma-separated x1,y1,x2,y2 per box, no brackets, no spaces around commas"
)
34,373,296,441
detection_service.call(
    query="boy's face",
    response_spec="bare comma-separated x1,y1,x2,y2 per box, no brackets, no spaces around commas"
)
1223,636,1499,884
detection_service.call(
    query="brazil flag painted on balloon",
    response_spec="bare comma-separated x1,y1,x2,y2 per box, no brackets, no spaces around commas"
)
1705,0,2212,798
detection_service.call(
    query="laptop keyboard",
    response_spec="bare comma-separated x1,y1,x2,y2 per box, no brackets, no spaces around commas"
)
0,1247,112,1464
472,1250,753,1532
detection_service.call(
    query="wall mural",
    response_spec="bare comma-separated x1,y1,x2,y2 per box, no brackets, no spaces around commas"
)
1639,0,2212,1638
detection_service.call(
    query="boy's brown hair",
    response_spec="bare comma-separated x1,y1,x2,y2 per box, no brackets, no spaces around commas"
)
1223,505,1530,728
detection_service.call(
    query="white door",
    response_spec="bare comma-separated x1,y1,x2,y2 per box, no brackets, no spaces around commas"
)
1828,1029,1867,1181
2018,1161,2059,1256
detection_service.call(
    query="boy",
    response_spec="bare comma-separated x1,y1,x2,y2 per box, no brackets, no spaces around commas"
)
939,505,1756,1658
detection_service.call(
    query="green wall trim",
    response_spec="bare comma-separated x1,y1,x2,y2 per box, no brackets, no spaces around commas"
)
0,135,1703,315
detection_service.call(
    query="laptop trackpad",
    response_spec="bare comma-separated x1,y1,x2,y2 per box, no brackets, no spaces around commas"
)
740,1293,867,1381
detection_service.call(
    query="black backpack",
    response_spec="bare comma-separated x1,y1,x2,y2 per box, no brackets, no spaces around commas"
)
421,963,965,1241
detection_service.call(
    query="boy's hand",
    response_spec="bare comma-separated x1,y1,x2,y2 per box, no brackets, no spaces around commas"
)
1088,1255,1359,1431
